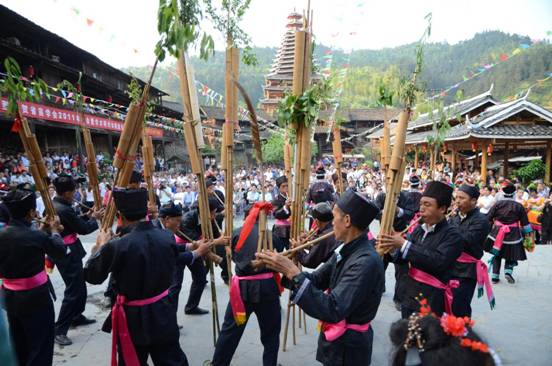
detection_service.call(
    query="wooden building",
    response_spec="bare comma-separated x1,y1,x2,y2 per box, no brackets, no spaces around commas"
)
403,88,552,183
0,4,179,158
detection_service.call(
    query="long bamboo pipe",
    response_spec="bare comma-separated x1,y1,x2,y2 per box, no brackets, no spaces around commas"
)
176,230,223,264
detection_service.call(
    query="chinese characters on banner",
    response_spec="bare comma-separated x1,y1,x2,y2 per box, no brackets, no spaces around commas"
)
0,98,163,138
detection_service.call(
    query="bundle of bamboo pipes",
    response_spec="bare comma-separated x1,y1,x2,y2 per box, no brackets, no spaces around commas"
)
176,52,221,345
284,130,292,185
284,13,313,352
15,112,55,219
82,126,102,208
376,109,411,256
176,230,224,265
141,133,156,207
221,44,240,278
332,125,344,195
101,65,155,231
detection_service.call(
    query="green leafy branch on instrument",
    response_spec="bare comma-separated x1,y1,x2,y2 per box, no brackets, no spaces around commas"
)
155,0,215,62
204,0,257,66
398,12,432,109
125,77,154,121
277,76,335,129
0,57,49,116
377,78,395,108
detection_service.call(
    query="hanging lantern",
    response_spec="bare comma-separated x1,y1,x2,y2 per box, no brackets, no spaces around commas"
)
422,144,427,153
443,143,448,153
487,143,493,156
471,142,477,152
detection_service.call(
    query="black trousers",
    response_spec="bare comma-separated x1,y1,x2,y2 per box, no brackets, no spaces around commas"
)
215,245,229,282
491,256,517,277
118,339,188,366
451,278,477,317
393,263,409,304
55,251,87,336
8,300,55,366
184,259,207,312
212,299,281,366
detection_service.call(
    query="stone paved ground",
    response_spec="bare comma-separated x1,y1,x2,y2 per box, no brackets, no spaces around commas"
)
46,221,552,365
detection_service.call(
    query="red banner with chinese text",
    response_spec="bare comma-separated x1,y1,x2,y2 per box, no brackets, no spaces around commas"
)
0,98,163,138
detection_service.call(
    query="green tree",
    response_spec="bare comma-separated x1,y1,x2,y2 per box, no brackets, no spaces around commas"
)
512,159,545,184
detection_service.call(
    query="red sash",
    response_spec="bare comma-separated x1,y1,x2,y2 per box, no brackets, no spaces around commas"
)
2,270,48,291
456,252,495,309
111,289,169,366
408,267,459,314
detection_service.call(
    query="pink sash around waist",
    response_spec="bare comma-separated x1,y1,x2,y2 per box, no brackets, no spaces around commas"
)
491,220,520,253
2,270,48,291
111,289,169,366
274,219,291,226
409,267,459,315
320,319,371,342
230,272,276,326
456,252,495,309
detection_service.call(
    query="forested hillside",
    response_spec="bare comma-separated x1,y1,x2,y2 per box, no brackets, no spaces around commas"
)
125,31,552,112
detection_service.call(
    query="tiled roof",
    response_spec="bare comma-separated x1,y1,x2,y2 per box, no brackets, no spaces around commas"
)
404,98,552,144
471,124,552,138
408,86,497,130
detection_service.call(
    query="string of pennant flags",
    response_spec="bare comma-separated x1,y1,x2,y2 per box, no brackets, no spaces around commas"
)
29,0,552,148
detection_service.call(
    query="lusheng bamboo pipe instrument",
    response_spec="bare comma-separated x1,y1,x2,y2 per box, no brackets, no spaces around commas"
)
15,111,56,219
283,9,313,350
332,125,344,195
376,109,411,256
176,51,220,344
221,44,239,279
176,230,223,265
82,127,102,208
101,60,158,231
141,133,156,207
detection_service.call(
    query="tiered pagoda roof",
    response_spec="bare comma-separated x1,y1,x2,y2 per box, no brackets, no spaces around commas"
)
260,11,321,112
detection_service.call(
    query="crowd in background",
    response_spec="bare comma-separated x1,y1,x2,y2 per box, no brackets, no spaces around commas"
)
1,149,552,244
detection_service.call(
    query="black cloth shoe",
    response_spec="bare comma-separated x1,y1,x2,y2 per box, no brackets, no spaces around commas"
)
55,335,73,346
185,307,209,315
71,315,97,328
505,273,515,284
492,278,500,284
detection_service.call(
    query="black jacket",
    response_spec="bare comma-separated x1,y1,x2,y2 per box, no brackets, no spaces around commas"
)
285,233,384,365
449,208,491,279
486,198,529,245
272,193,291,221
0,219,67,315
375,191,417,231
53,196,98,259
296,223,339,269
84,221,180,346
180,208,220,241
394,219,464,315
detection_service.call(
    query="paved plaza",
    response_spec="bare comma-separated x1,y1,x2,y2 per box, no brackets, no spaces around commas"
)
48,222,552,366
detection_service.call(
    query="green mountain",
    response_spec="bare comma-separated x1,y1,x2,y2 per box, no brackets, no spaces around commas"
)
124,31,552,112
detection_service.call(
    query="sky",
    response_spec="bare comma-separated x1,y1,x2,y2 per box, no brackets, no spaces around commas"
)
1,0,551,68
